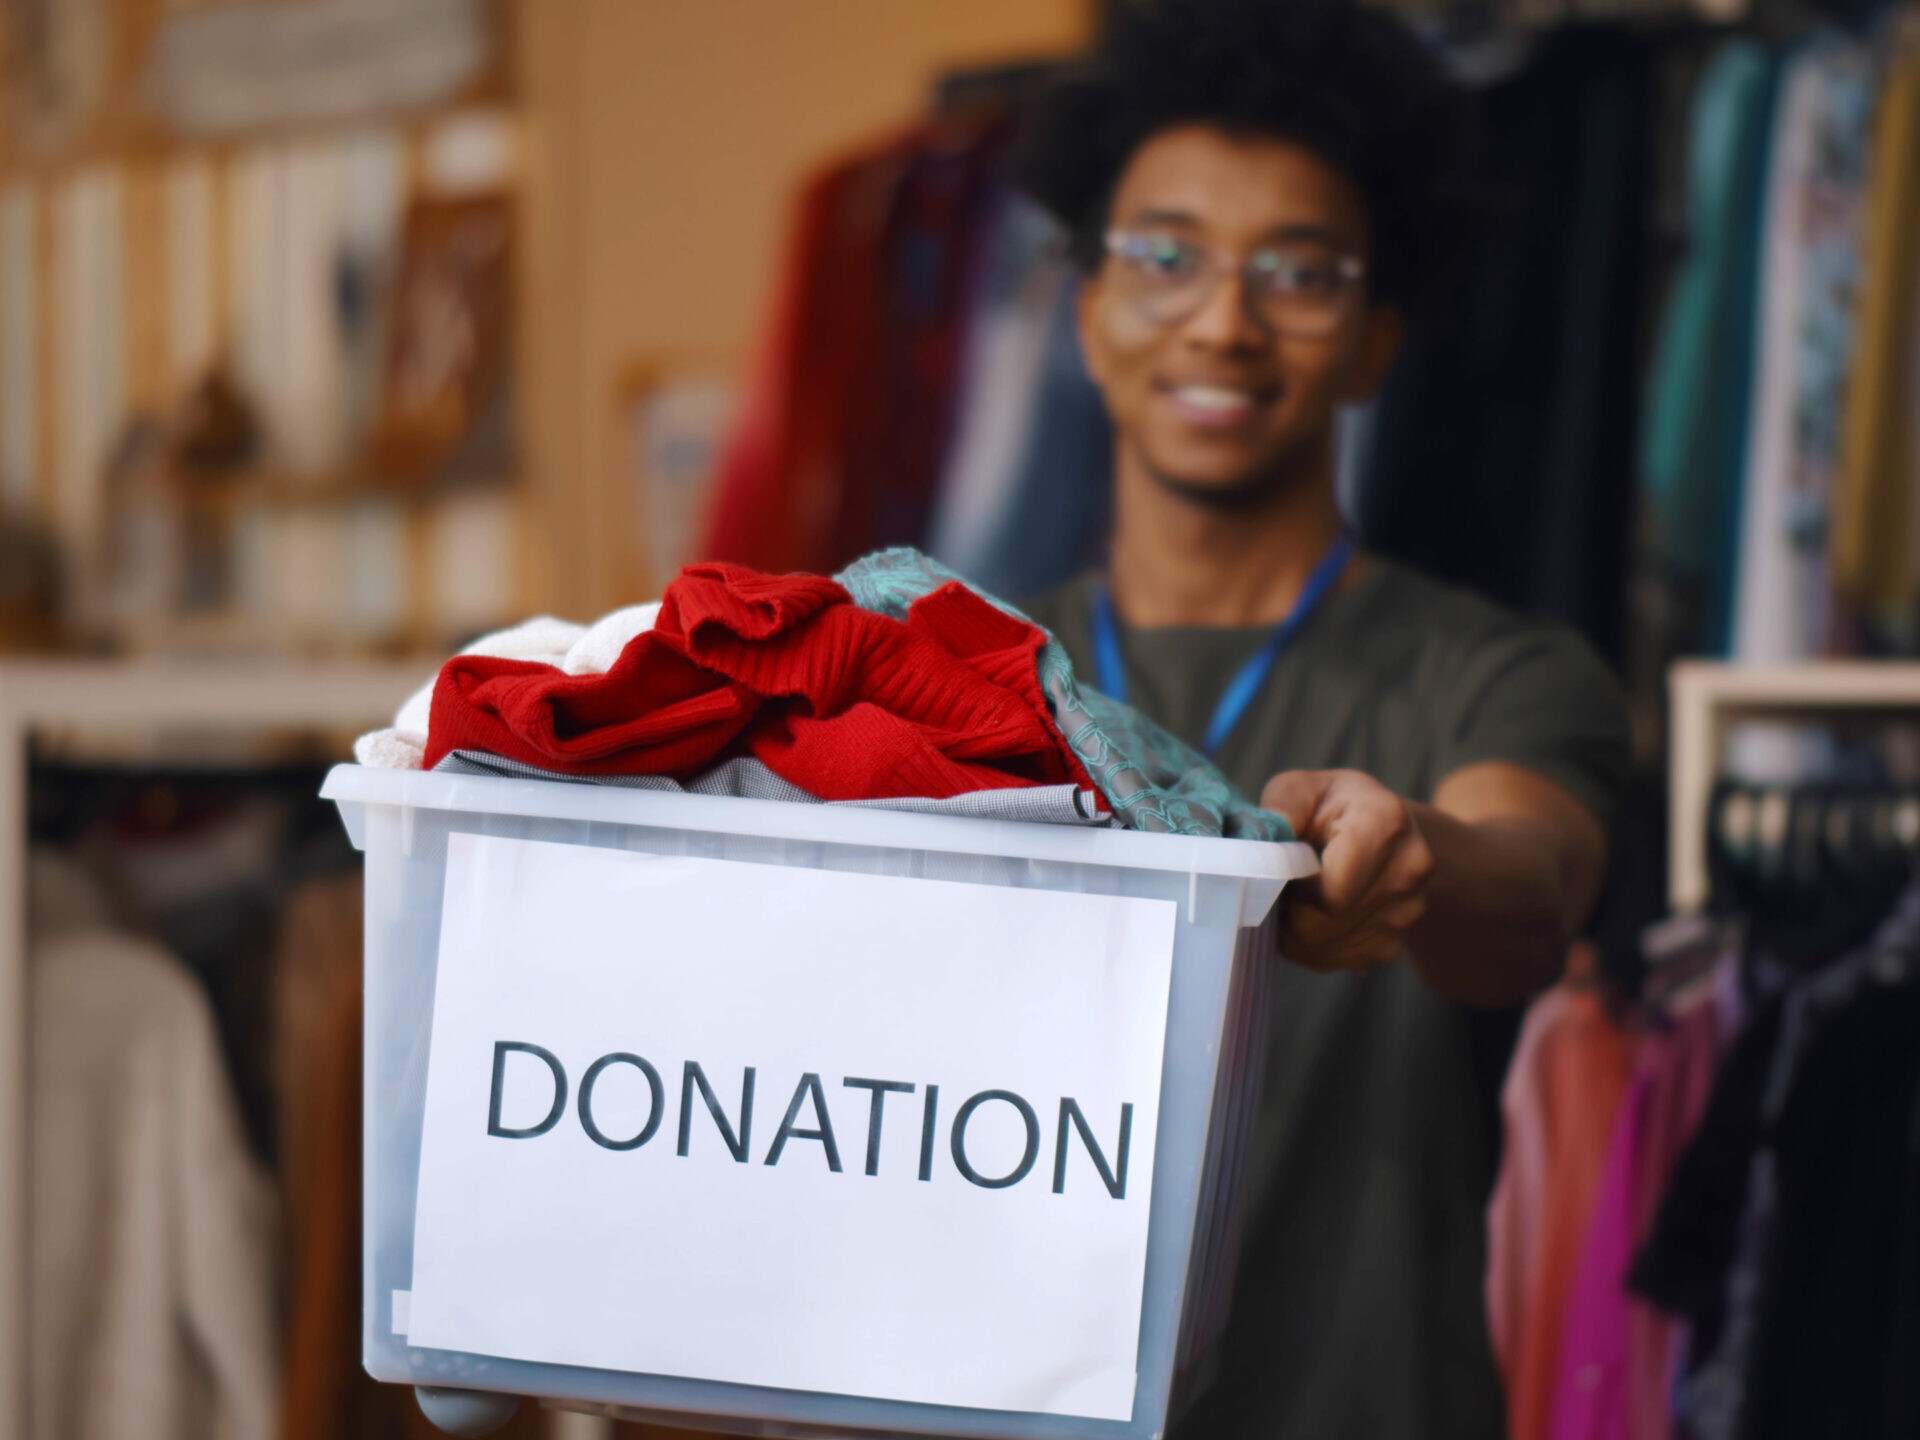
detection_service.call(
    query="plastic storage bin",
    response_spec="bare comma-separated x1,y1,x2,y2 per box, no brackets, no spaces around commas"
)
322,763,1315,1440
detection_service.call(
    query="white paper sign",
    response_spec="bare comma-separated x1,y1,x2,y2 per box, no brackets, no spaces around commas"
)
407,832,1177,1420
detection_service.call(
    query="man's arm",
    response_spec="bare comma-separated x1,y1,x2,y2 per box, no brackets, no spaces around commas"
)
1261,761,1607,1007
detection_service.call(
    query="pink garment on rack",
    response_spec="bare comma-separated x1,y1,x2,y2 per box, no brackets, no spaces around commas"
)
1546,985,1725,1440
1544,1067,1642,1440
1625,988,1727,1440
1485,971,1635,1440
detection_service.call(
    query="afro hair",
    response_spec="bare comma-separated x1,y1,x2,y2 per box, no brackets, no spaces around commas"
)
1015,0,1471,317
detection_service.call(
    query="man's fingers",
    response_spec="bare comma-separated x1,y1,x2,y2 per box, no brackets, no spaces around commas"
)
1280,874,1430,973
1260,769,1335,839
1321,804,1434,914
1313,783,1420,906
1280,888,1426,950
1280,892,1342,946
1380,892,1428,930
1267,768,1435,979
1387,829,1437,896
1278,920,1403,974
1314,837,1377,913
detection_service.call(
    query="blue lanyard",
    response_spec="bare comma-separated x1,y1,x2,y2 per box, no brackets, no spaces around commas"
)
1091,536,1354,758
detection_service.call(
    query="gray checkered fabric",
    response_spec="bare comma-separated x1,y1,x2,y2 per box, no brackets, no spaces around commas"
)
834,787,1108,824
433,751,1111,827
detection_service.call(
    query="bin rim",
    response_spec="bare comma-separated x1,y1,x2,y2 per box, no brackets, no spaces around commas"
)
321,763,1319,885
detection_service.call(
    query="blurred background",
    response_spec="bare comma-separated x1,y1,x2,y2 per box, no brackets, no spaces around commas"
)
0,0,1105,658
6,0,1920,1437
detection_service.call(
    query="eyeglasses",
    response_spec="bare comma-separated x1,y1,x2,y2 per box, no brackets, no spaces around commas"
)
1102,229,1367,338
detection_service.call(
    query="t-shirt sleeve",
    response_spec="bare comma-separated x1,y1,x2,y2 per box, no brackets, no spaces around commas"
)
1431,621,1630,831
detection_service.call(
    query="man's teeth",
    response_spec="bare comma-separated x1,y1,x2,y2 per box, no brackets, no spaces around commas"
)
1174,385,1257,413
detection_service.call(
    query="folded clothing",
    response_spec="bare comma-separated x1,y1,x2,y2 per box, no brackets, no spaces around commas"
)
425,565,1101,805
433,750,1111,826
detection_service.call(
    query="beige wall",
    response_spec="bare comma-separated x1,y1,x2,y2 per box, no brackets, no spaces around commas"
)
516,0,1094,617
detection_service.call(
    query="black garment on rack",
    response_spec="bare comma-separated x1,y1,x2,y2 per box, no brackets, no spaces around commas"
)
1346,19,1667,1170
1628,992,1783,1363
1353,26,1656,668
1631,885,1920,1440
1743,973,1920,1439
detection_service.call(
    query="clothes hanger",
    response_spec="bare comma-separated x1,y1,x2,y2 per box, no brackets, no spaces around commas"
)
1708,782,1920,970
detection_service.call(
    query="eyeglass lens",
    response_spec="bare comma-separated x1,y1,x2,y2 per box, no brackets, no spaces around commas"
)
1107,233,1357,336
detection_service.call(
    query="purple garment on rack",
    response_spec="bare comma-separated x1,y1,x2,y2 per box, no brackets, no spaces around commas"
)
1634,880,1920,1440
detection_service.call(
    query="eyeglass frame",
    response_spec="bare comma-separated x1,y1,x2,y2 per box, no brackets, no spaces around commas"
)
1100,228,1369,337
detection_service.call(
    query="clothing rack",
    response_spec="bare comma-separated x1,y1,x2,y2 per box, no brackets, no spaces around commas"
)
0,661,426,1437
1667,659,1920,912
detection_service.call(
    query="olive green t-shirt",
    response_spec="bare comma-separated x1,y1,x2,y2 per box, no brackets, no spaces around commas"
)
1023,558,1629,1440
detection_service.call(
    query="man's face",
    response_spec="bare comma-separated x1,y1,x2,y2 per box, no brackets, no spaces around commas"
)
1078,124,1400,506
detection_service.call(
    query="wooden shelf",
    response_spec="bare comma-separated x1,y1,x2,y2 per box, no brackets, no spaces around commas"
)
1668,660,1920,912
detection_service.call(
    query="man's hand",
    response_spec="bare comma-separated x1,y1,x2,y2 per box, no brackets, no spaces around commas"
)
1261,769,1435,975
1261,761,1607,1004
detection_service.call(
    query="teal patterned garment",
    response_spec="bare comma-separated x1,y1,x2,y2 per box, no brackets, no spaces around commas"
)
837,548,1295,841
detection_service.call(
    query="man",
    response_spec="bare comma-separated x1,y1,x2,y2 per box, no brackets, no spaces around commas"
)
1015,1,1630,1436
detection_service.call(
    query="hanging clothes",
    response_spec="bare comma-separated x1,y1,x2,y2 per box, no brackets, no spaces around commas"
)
1830,33,1920,642
924,194,1061,586
1626,994,1783,1390
1633,889,1920,1440
1638,39,1777,656
1354,28,1656,666
29,912,280,1440
1545,981,1727,1440
701,111,1013,578
698,151,879,576
924,192,1112,601
1734,957,1920,1439
845,115,1014,561
1729,35,1877,666
1483,977,1636,1440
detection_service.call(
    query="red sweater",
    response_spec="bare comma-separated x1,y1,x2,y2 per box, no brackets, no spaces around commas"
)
424,564,1100,804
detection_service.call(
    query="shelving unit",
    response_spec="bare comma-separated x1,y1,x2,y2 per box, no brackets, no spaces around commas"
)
0,658,625,1439
1667,660,1920,911
0,659,422,1438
